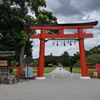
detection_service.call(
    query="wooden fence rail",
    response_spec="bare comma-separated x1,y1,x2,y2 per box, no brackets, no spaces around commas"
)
0,66,38,78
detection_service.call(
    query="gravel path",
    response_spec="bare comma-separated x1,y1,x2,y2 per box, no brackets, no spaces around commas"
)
0,67,100,100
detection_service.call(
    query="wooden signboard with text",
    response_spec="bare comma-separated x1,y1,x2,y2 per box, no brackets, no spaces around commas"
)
0,60,8,66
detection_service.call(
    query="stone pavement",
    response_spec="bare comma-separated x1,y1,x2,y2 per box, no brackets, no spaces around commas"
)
0,67,100,100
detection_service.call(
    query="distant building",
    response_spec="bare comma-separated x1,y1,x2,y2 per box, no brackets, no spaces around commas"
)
47,63,53,67
57,63,63,67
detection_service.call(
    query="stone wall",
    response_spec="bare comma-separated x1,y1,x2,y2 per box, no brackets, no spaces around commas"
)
0,74,19,84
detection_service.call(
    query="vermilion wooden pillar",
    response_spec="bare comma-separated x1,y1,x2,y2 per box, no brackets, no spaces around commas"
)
78,28,90,79
36,29,46,79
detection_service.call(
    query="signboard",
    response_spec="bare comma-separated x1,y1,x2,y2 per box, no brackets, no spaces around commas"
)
0,53,14,57
0,60,8,66
25,57,32,65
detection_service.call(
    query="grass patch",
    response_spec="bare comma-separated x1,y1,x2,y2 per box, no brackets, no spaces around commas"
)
63,67,81,73
13,67,56,73
63,67,96,74
88,68,96,71
13,68,17,71
13,67,96,74
44,67,56,73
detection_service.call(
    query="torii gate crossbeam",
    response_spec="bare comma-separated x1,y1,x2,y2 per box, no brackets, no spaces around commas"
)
27,21,98,80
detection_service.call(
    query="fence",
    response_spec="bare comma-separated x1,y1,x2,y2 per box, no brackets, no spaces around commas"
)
87,65,100,78
0,66,38,78
0,68,9,75
1,66,100,78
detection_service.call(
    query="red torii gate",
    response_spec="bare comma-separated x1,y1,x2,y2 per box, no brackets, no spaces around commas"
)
28,21,98,79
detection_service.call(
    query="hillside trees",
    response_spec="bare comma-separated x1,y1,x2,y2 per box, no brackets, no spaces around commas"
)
86,45,100,65
60,51,70,66
45,51,70,67
73,45,100,67
44,45,100,67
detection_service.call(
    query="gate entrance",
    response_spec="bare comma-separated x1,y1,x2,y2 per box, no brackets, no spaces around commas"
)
28,21,98,79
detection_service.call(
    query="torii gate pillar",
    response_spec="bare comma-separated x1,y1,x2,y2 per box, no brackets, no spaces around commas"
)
78,28,90,79
35,29,46,80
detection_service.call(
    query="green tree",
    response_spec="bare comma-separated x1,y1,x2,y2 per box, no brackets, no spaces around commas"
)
37,10,57,24
73,45,100,67
72,52,80,65
33,59,38,66
60,51,70,66
10,60,19,66
89,45,100,55
0,0,24,55
45,54,61,67
10,0,46,66
87,54,100,65
36,10,58,34
0,0,57,66
73,60,80,67
0,0,38,66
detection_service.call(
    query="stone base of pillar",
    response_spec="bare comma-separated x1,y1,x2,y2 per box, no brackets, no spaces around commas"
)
35,77,46,80
80,76,91,79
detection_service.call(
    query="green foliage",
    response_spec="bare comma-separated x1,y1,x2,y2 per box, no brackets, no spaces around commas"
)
19,31,28,46
0,1,24,54
0,0,58,66
86,45,100,65
33,59,38,66
44,45,100,68
60,51,70,66
89,45,100,54
44,67,56,73
72,52,80,66
73,60,80,67
63,67,81,73
0,0,53,66
26,15,37,24
73,45,100,67
24,40,33,58
37,10,57,24
10,60,19,66
87,54,100,65
36,10,58,34
45,51,70,67
45,55,59,66
28,0,46,16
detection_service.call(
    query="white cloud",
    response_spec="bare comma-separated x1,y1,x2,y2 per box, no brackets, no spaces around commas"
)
31,0,100,58
45,0,61,12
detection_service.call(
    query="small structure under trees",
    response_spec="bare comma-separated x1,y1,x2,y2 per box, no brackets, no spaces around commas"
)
0,51,19,84
0,51,16,75
0,51,16,68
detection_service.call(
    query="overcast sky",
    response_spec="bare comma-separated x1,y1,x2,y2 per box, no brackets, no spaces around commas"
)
32,0,100,58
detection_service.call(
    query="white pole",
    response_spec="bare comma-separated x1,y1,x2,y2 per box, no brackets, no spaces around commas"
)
71,73,73,79
52,73,54,79
61,73,64,79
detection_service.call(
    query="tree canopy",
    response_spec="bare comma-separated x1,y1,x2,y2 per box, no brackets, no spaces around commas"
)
0,0,58,66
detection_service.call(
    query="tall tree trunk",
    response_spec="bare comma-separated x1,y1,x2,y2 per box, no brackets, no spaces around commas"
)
19,0,26,67
19,44,25,66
